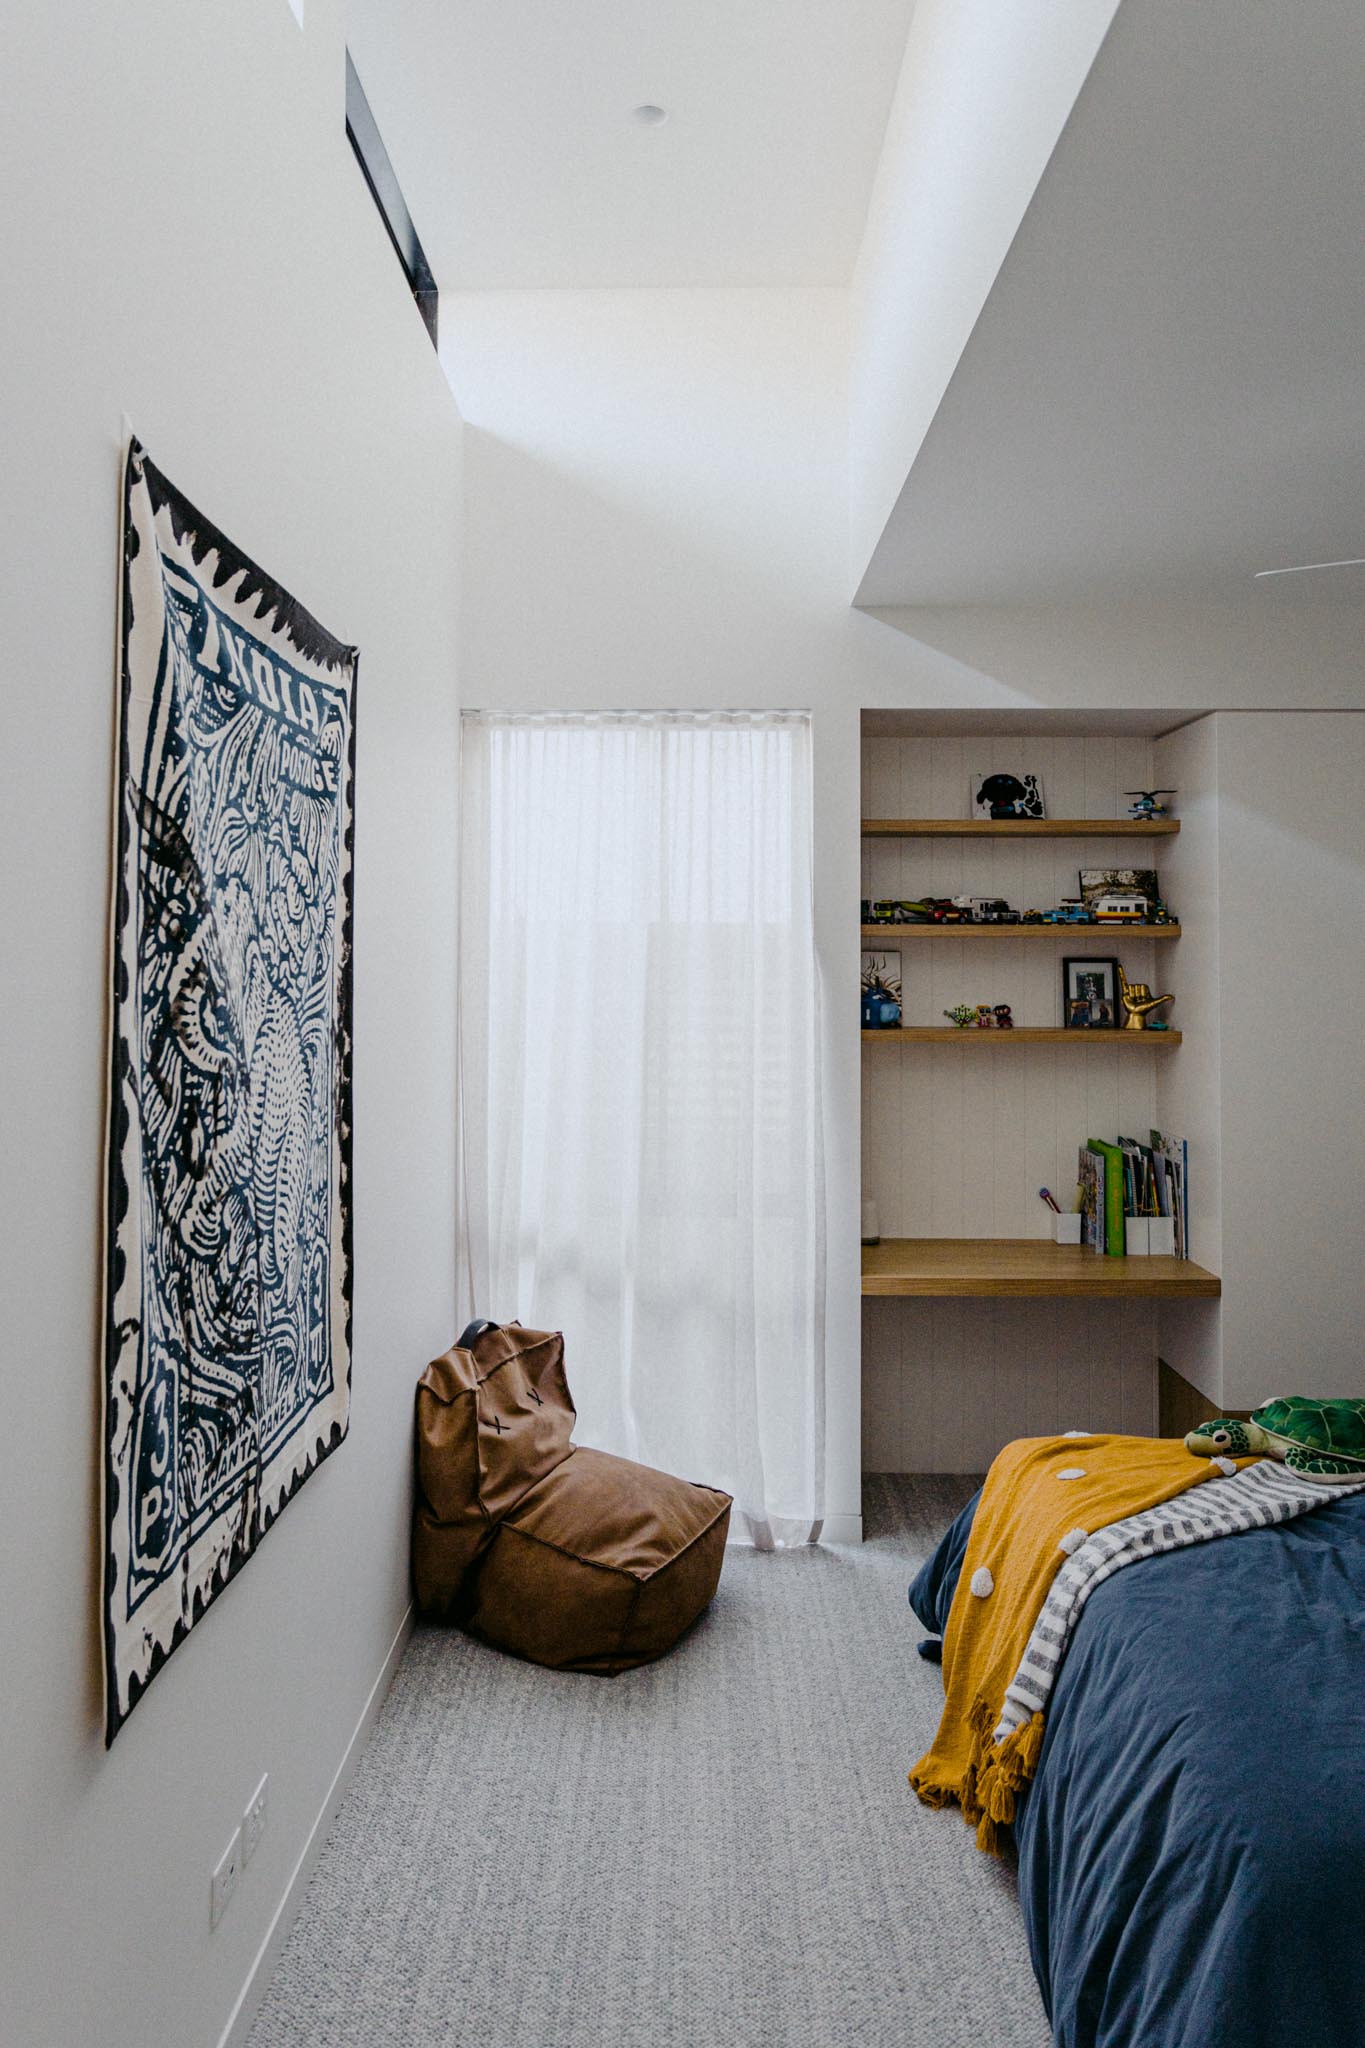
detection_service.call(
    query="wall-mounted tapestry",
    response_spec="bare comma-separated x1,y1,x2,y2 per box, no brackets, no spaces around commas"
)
103,441,357,1742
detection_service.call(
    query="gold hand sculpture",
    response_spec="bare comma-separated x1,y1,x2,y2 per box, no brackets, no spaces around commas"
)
1117,963,1174,1031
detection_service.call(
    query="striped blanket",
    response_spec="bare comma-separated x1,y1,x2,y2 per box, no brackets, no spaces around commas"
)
993,1458,1365,1747
910,1436,1365,1854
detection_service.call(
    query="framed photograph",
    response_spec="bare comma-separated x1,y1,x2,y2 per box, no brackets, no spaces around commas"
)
970,770,1045,820
1062,955,1120,1029
1078,867,1158,912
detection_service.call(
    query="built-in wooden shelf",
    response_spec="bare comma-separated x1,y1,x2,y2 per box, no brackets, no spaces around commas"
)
861,1238,1220,1300
861,923,1181,942
862,817,1180,838
862,1026,1181,1047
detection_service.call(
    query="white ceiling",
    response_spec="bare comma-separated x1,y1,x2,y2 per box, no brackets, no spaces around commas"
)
344,0,917,289
856,0,1365,608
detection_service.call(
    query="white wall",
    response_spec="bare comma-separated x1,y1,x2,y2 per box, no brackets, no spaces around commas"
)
1215,714,1365,1410
862,599,1365,712
848,0,1119,587
1154,714,1224,1401
1155,711,1365,1413
0,8,462,2046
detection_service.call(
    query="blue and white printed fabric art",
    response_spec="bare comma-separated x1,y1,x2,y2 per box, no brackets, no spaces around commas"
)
104,441,357,1741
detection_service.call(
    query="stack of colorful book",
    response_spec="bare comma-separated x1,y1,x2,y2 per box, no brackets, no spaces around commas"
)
1078,1131,1187,1258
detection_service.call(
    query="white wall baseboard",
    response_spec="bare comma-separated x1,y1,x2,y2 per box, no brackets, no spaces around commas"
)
819,1513,864,1545
216,1604,414,2048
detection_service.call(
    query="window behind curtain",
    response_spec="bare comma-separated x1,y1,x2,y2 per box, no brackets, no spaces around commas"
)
458,711,825,1546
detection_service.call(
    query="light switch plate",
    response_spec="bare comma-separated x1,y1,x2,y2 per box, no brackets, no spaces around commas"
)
211,1828,241,1930
242,1775,269,1866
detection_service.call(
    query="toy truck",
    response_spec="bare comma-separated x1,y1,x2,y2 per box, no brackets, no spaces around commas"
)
1043,899,1093,924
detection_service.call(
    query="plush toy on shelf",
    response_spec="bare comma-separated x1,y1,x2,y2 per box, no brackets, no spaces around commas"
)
993,1004,1014,1029
974,1004,994,1028
943,1004,975,1029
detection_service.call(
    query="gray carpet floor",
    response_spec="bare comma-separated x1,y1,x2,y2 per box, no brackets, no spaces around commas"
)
247,1477,1052,2048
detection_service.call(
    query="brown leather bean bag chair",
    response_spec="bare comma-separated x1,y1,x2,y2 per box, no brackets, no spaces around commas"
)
413,1321,731,1672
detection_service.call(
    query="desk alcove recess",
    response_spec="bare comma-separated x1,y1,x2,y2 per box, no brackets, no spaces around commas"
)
862,1238,1221,1300
859,720,1215,1468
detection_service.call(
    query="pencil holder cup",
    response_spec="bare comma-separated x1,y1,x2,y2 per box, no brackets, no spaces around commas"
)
1052,1214,1082,1245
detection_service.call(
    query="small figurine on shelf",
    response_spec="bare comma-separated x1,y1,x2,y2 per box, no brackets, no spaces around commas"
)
1125,790,1176,820
993,1004,1014,1029
1117,962,1174,1031
943,1004,975,1029
862,980,901,1029
972,771,1045,820
974,1003,994,1028
861,951,903,1030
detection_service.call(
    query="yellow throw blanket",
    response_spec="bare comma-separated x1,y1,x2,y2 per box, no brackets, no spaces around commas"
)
909,1434,1246,1854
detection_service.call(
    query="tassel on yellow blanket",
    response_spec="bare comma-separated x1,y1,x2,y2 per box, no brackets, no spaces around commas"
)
909,1434,1246,1855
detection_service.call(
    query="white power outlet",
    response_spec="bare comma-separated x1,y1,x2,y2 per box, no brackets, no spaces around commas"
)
211,1828,242,1930
242,1775,269,1866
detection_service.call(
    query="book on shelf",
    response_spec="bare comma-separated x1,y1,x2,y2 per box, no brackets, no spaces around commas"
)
1077,1145,1104,1254
1146,1129,1188,1259
1086,1139,1127,1258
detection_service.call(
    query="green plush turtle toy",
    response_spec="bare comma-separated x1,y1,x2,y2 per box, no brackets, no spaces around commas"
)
1185,1397,1365,1482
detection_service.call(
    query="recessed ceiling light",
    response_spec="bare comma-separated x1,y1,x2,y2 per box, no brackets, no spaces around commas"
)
1253,557,1365,579
631,104,669,127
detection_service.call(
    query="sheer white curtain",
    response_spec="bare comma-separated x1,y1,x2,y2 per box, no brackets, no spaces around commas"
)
458,710,824,1546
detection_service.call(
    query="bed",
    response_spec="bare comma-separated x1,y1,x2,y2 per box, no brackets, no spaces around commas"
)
910,1481,1365,2048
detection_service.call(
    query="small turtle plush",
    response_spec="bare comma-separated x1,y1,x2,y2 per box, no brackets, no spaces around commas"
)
1186,1397,1365,1482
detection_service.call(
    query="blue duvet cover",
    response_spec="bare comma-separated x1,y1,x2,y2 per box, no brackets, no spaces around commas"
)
911,1484,1365,2048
